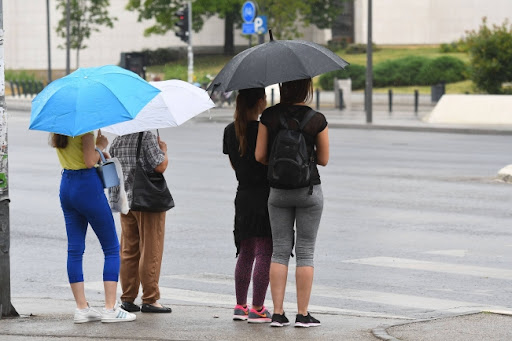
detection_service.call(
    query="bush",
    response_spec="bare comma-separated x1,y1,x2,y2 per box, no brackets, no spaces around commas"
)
142,48,183,66
416,56,468,85
319,64,366,90
327,38,349,51
439,39,469,53
5,70,38,82
345,43,380,54
464,17,512,94
374,56,429,87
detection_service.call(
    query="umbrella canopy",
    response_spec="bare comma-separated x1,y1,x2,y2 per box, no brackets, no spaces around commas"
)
207,31,349,93
102,80,215,135
29,65,161,137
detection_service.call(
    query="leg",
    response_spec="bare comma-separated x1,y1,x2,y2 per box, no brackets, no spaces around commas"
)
119,211,141,303
61,177,89,310
79,176,120,309
267,188,296,314
235,238,256,307
251,237,272,310
137,211,166,305
294,186,323,315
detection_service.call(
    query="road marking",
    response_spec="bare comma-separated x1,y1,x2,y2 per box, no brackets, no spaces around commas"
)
343,257,512,281
79,281,411,320
163,273,510,314
424,249,468,257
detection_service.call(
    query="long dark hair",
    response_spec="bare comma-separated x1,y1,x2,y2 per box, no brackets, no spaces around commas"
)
279,78,313,104
50,133,68,149
234,88,265,156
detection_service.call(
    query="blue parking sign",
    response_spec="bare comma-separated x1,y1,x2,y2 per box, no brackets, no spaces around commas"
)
254,16,267,34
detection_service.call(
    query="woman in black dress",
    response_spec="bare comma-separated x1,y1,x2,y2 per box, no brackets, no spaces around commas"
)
223,88,273,323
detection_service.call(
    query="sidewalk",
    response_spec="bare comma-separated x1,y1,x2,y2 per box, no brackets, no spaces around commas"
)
1,298,511,340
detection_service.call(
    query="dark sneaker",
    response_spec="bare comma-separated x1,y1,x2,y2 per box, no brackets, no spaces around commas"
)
295,312,321,328
233,304,249,321
270,312,290,327
247,306,272,323
121,301,140,312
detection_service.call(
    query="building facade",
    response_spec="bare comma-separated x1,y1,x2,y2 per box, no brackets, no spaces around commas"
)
4,1,512,71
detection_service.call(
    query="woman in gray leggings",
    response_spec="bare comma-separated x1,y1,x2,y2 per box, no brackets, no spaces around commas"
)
255,78,329,328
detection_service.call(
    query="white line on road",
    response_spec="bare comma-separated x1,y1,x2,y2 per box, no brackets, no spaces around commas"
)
423,249,468,257
163,273,510,315
343,257,512,281
77,281,411,320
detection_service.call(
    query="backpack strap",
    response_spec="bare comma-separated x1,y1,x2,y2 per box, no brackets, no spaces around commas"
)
299,108,317,131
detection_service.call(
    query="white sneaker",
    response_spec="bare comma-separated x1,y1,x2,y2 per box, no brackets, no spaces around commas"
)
101,302,136,323
74,303,102,324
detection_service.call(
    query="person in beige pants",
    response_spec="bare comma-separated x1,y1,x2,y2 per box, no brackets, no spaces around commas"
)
109,131,172,313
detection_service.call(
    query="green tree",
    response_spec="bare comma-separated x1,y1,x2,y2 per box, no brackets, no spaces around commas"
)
56,0,117,68
464,17,512,94
126,0,344,55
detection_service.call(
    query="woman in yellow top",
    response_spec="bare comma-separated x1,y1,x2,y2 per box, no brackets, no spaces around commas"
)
52,130,135,323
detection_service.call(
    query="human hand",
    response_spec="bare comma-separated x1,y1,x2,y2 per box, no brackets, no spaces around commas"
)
157,137,167,153
96,129,108,150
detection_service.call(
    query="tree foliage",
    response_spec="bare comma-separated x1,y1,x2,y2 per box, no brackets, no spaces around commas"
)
126,0,345,53
464,18,512,94
56,0,117,67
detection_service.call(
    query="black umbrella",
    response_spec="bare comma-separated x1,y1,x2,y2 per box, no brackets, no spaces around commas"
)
207,30,349,93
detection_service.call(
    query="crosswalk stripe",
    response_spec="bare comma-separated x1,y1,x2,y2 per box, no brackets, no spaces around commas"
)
343,257,512,281
78,281,411,320
164,273,510,314
423,249,468,257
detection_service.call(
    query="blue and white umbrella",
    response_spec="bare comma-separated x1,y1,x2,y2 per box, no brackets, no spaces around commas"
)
29,65,160,137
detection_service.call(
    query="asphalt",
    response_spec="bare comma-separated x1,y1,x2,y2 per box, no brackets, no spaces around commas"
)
3,95,512,340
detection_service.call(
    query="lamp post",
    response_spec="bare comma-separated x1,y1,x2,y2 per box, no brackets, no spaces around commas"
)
365,0,373,123
46,0,52,82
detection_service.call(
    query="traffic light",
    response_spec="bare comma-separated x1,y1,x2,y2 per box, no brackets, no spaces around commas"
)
175,6,189,43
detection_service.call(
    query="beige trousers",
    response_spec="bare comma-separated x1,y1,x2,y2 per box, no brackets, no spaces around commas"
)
119,210,166,304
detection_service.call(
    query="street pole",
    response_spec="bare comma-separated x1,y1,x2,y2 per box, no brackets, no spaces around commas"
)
66,0,70,75
187,1,193,83
365,0,373,124
46,0,52,83
0,0,19,318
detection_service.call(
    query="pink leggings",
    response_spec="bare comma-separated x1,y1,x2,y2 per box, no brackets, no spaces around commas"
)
235,237,273,307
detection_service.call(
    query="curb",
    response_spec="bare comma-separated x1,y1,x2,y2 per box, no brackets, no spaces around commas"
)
371,310,512,341
327,123,512,135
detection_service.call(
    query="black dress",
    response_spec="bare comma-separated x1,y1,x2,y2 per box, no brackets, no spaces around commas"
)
223,121,272,256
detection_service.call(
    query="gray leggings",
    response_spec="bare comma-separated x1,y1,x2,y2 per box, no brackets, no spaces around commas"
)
268,185,323,267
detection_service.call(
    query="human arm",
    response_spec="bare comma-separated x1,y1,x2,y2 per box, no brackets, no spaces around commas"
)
154,137,168,173
315,126,329,166
82,130,108,168
255,122,269,165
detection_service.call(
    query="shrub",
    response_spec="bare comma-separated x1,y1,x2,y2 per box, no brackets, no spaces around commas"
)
142,48,183,66
319,64,366,90
464,17,512,94
345,43,380,54
374,56,429,87
416,56,468,85
163,64,187,81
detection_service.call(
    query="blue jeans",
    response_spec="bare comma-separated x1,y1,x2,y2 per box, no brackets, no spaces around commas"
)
60,168,120,283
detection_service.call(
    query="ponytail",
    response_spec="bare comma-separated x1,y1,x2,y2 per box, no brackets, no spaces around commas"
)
234,88,265,156
50,133,69,149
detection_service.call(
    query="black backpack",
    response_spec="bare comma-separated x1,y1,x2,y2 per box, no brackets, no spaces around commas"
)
268,108,317,194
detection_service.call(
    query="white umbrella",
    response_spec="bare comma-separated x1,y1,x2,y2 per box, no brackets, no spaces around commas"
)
102,80,215,135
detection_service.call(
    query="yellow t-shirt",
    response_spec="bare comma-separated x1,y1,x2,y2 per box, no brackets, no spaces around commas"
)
56,132,94,170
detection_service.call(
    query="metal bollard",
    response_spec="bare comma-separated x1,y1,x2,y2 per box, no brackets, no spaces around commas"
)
9,81,15,97
338,89,344,110
388,89,393,114
316,89,320,110
271,88,274,106
15,80,21,97
414,89,419,115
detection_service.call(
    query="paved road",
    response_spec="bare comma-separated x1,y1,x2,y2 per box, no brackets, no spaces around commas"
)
6,109,512,333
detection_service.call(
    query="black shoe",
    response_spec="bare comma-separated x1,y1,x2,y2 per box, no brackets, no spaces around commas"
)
270,312,290,327
295,312,321,328
121,301,140,312
141,303,172,313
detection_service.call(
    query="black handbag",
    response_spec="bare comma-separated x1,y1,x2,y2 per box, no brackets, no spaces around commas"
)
130,132,175,212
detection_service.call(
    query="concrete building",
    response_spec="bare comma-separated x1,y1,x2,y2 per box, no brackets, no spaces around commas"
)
4,0,512,71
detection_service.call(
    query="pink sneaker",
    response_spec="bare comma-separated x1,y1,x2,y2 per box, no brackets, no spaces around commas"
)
233,304,249,321
247,306,272,323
